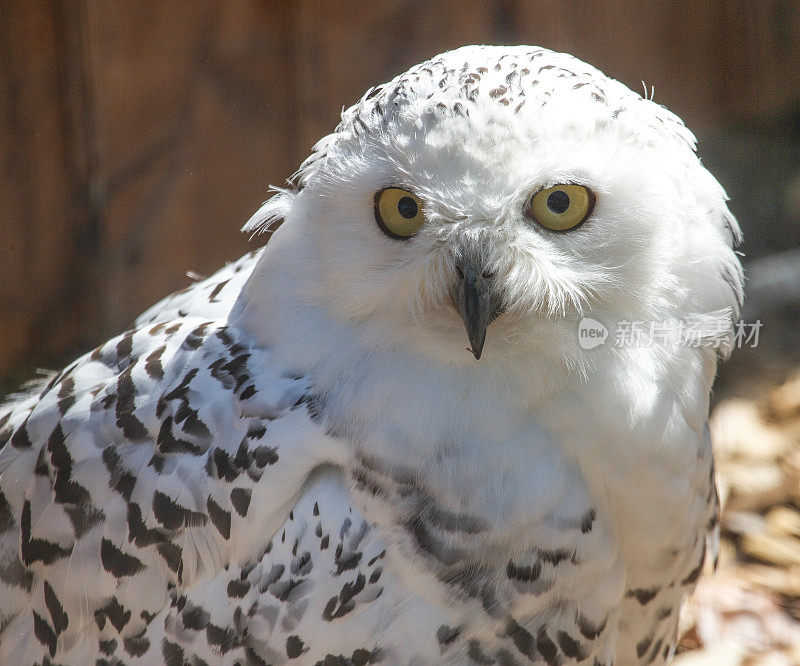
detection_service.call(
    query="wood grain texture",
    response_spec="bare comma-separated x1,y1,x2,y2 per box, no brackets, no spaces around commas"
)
0,1,99,380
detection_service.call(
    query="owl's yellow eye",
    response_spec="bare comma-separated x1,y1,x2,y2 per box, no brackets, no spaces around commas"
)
525,184,595,232
374,188,425,239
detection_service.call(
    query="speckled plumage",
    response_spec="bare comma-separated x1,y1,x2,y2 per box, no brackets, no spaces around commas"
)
0,46,742,664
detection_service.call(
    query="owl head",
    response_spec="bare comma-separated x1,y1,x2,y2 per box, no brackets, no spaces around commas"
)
240,46,742,377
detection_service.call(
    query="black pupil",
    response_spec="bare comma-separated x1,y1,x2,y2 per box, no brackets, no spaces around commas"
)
546,190,570,215
397,196,418,219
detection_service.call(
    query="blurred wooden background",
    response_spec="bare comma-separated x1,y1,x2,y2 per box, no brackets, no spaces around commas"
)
1,1,799,390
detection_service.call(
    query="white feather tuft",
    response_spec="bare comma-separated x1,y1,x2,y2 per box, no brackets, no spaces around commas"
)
241,187,296,237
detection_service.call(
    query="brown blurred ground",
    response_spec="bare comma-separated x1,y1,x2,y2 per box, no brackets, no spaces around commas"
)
673,372,800,664
1,1,799,390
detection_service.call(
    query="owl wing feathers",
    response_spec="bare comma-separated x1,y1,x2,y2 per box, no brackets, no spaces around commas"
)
0,263,369,664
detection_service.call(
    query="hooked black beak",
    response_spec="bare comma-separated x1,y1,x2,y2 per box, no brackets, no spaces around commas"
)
453,256,504,360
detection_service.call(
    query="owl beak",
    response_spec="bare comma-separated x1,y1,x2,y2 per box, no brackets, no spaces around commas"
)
453,256,503,360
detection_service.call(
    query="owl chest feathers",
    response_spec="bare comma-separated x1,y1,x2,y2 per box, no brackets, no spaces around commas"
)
312,346,712,630
238,263,714,648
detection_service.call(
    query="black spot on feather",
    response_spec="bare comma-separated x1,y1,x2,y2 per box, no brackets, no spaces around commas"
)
10,420,33,448
227,579,250,597
557,631,584,659
157,416,205,455
181,604,210,630
116,367,149,441
157,541,183,575
162,638,186,666
57,376,76,414
207,496,231,539
152,491,207,529
95,597,131,633
230,487,251,516
124,632,150,657
505,618,536,660
636,635,652,659
436,624,461,647
145,345,166,380
181,323,210,350
0,491,14,534
43,580,69,634
32,610,58,656
65,504,105,538
101,538,146,577
48,423,91,506
626,587,660,605
581,509,597,533
577,614,606,640
507,560,541,583
116,332,134,361
208,279,229,302
536,627,559,665
206,623,241,653
20,500,72,565
286,635,308,658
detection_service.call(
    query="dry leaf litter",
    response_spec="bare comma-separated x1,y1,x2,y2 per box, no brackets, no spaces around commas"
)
674,371,800,665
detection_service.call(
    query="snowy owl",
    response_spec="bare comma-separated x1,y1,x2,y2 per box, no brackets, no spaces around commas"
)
0,45,742,665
